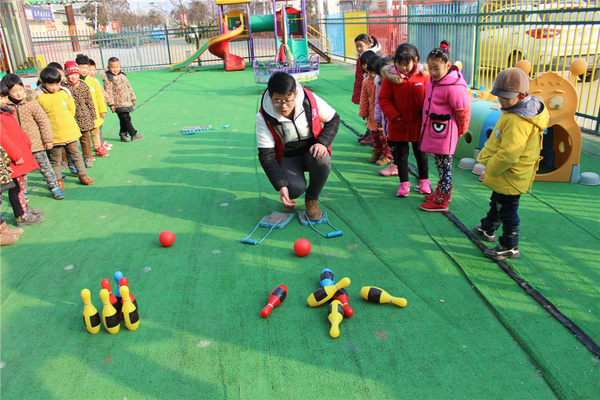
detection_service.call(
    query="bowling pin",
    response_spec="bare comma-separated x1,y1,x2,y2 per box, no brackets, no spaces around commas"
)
261,285,287,318
101,278,121,317
320,268,334,287
328,300,344,338
80,289,101,334
333,288,354,317
118,277,138,310
360,286,407,307
119,286,139,331
114,271,123,300
100,289,120,334
307,277,351,307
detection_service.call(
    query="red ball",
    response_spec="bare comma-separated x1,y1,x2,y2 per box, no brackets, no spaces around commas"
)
293,238,311,257
159,230,176,247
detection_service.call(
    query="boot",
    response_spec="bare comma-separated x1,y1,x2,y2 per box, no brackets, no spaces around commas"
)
0,221,23,236
368,150,379,163
305,199,323,221
424,183,452,203
0,232,18,246
120,133,131,142
379,163,398,177
420,189,451,212
79,174,94,185
375,155,391,166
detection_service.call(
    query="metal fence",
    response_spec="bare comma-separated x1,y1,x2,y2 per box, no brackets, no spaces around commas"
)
29,0,600,130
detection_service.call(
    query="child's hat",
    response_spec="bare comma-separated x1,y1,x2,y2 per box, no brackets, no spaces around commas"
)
491,67,529,99
64,61,80,76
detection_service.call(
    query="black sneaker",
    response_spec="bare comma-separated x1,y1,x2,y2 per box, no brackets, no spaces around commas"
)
131,133,145,141
120,134,131,142
475,224,496,242
16,212,45,227
484,243,520,261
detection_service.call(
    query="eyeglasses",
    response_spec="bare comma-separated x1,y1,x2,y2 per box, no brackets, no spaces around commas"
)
272,97,295,107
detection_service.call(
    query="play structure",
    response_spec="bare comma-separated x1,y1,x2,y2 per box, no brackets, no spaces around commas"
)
455,59,595,184
170,0,321,83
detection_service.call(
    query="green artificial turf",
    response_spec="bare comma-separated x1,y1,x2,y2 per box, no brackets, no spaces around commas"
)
1,64,599,399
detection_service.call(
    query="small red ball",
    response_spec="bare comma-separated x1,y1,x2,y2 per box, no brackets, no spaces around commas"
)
293,238,311,257
159,230,176,247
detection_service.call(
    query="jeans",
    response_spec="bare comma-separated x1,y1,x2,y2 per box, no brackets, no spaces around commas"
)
279,151,331,201
390,141,429,183
118,112,137,137
480,191,521,248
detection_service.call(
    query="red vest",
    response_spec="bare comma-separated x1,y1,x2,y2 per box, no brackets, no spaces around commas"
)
260,87,326,163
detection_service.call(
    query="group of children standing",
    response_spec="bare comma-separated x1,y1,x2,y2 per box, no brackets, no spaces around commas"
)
0,55,141,246
354,36,471,212
353,35,549,261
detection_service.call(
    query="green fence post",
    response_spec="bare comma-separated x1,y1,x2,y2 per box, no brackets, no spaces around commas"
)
98,30,104,68
472,0,482,89
165,24,172,65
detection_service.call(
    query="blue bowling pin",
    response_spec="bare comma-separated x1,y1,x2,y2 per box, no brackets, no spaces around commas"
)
320,268,335,287
114,271,124,299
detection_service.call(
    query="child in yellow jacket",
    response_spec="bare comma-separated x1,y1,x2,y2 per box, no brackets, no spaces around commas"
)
36,67,94,189
475,67,549,261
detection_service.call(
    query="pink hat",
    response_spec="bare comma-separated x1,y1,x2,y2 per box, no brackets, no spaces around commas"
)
64,61,80,76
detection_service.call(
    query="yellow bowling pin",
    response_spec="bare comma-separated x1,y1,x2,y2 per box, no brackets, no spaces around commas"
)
360,286,407,307
328,300,344,338
80,289,101,334
307,277,351,307
119,286,139,331
100,288,120,334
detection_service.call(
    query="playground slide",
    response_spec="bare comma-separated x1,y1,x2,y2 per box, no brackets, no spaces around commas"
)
170,24,245,71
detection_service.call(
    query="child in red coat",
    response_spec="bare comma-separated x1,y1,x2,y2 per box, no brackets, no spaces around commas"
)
0,83,45,227
379,43,431,197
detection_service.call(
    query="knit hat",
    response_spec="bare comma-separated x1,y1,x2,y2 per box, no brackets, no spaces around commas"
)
64,61,80,76
491,67,529,99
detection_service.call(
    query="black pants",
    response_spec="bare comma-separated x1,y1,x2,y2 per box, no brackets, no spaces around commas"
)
480,191,521,248
279,152,331,201
389,141,429,182
118,112,137,138
7,179,25,218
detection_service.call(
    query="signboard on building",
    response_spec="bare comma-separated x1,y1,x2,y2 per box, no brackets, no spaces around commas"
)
24,6,53,21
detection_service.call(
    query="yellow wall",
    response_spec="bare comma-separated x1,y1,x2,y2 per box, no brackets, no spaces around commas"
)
344,11,367,59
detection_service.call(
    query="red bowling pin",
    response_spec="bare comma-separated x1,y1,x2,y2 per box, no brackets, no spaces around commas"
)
333,288,354,317
261,285,287,318
119,277,138,310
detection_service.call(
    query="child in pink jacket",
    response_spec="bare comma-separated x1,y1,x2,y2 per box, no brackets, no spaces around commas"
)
419,41,471,212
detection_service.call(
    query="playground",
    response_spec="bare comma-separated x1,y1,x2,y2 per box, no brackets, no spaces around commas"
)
0,60,599,398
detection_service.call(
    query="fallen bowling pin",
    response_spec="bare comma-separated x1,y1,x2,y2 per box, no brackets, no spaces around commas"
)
100,289,120,334
328,300,344,338
81,289,101,334
333,288,354,317
261,285,288,318
120,286,139,331
307,277,351,307
320,268,334,287
360,286,407,307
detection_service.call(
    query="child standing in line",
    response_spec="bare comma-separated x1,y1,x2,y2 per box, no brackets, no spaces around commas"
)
102,57,144,142
375,57,398,176
88,58,113,152
64,61,97,168
0,146,27,245
75,54,110,158
379,43,431,197
475,67,549,261
37,67,94,188
1,74,64,200
360,53,392,166
0,83,45,228
419,41,471,212
353,34,381,144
